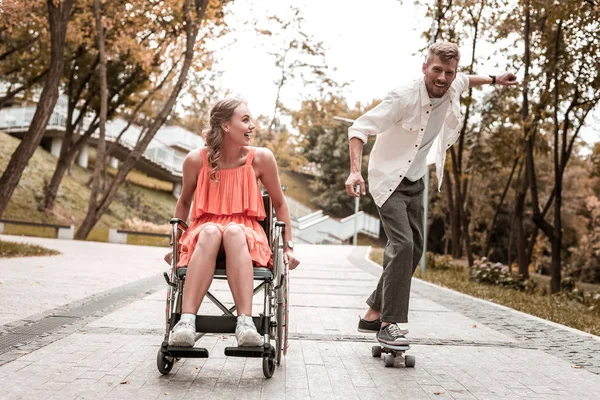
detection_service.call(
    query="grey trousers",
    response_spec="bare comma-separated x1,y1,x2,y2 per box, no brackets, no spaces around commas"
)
366,178,424,323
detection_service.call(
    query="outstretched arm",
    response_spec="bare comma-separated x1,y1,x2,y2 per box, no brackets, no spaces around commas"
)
468,72,519,87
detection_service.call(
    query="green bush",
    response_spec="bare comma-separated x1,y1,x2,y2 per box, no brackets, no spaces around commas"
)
558,276,600,314
470,257,537,292
425,252,457,270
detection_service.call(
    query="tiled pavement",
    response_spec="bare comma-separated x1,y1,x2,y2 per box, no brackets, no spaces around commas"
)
0,235,599,399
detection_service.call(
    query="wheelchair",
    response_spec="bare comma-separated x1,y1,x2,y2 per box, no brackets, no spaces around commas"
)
157,193,289,379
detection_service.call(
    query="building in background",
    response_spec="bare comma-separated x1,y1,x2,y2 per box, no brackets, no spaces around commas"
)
0,85,204,198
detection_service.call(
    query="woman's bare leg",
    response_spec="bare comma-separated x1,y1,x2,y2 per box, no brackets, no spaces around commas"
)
222,225,254,316
181,225,222,314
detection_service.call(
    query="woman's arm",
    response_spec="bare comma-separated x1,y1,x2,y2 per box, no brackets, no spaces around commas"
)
173,150,202,242
164,150,201,265
255,147,299,269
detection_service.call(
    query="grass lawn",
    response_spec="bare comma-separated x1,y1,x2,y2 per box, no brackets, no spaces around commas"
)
0,239,60,258
370,248,600,336
0,131,176,243
279,169,318,209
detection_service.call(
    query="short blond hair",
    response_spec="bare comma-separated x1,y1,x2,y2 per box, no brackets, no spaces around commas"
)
427,42,460,64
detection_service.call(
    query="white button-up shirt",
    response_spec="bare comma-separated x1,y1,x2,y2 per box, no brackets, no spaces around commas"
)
348,73,469,207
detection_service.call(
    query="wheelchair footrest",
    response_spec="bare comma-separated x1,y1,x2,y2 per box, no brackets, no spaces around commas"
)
193,315,270,335
224,344,272,358
165,346,209,358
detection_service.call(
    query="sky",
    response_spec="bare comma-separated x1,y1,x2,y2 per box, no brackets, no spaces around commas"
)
211,0,428,114
207,0,599,150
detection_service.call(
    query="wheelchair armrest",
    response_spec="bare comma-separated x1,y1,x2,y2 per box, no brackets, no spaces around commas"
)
169,218,188,231
275,221,285,228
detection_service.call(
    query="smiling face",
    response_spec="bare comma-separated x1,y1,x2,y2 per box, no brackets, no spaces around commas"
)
222,103,255,146
422,55,458,98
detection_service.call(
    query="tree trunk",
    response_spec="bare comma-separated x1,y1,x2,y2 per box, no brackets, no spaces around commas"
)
43,51,140,211
75,0,209,239
87,0,108,227
514,0,531,278
444,170,461,258
44,151,75,210
43,120,99,210
485,156,519,257
446,1,483,266
460,199,474,266
0,69,49,108
514,183,529,278
0,0,74,218
550,224,561,293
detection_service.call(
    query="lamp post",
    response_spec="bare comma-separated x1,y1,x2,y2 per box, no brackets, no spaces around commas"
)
334,116,361,245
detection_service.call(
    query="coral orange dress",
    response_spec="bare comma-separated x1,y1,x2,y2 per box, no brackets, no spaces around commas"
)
177,147,272,268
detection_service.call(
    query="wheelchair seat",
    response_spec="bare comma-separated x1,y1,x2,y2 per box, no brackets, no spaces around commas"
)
175,266,273,280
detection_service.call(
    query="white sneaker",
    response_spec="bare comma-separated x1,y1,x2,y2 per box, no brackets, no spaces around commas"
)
235,315,263,347
168,320,196,347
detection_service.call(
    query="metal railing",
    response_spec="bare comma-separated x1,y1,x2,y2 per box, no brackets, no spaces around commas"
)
0,106,189,176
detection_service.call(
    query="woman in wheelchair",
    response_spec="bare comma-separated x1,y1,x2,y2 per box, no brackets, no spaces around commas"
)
164,98,300,348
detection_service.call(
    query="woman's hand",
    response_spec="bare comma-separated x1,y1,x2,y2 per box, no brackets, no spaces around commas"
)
283,250,300,270
164,246,174,265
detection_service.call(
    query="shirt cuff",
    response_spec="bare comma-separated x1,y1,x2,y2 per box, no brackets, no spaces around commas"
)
348,128,368,143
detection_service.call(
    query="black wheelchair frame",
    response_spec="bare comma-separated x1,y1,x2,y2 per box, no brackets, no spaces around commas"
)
157,194,289,378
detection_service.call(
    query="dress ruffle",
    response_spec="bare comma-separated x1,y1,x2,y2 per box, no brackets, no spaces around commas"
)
177,214,272,268
190,155,266,220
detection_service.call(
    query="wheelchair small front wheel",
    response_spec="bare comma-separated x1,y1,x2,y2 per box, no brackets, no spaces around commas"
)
157,349,174,375
262,355,275,378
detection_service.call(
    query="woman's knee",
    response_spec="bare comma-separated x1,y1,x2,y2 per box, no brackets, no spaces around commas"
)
195,225,222,249
222,224,246,244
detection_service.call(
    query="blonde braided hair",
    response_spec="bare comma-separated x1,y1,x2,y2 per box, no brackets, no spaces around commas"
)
204,98,245,181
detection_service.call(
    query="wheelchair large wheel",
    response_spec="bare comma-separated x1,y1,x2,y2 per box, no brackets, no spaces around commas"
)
274,247,289,365
275,282,285,365
283,263,290,356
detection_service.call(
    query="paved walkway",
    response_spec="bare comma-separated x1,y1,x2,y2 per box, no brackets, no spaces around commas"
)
1,235,600,399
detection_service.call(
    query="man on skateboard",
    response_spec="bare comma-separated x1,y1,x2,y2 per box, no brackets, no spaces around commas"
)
345,42,517,346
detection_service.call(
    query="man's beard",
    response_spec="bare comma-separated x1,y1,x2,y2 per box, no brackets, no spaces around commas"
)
427,80,448,98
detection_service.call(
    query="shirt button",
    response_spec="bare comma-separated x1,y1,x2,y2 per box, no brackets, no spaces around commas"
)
420,128,424,131
426,111,430,114
415,144,418,147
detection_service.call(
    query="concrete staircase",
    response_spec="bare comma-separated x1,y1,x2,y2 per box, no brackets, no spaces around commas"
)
285,196,380,244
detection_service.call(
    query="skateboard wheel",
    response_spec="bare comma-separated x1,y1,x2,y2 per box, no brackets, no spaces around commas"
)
371,346,382,358
405,354,416,368
384,354,395,367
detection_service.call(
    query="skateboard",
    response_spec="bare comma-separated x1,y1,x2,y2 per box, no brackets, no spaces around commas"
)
372,342,416,368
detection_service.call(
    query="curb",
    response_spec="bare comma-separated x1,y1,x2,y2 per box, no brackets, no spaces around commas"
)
363,246,600,342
